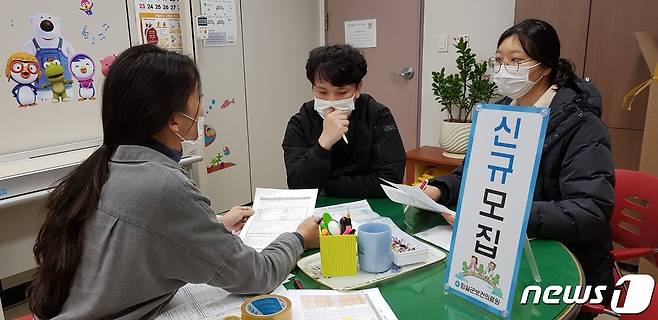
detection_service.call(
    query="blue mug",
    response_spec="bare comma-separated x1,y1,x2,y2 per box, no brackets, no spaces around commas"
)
358,222,392,273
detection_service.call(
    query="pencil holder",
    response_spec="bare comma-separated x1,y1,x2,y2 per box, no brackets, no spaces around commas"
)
319,227,357,277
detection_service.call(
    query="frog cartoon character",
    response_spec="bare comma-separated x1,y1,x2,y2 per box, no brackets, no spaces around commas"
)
42,59,73,103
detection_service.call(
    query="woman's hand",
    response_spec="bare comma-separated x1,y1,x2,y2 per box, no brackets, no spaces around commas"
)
424,185,442,202
296,217,320,249
441,212,455,226
218,206,254,233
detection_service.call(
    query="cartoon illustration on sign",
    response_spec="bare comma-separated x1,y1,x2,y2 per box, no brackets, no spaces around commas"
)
458,258,503,297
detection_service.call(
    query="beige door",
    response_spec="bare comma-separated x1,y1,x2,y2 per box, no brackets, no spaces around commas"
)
325,0,423,150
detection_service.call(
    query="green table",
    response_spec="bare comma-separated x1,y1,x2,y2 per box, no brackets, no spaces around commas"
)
286,198,584,320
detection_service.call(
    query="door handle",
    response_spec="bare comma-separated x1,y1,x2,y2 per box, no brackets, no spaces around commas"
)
391,66,414,80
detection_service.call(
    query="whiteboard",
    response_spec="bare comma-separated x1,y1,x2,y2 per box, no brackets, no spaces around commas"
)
0,0,131,157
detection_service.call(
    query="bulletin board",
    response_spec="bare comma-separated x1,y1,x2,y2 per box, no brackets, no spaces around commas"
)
0,0,131,157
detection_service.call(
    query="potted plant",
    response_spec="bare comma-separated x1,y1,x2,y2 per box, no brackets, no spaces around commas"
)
431,38,497,159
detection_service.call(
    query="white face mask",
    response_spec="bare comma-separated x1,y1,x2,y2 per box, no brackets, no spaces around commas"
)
493,62,543,100
173,114,205,158
313,95,356,118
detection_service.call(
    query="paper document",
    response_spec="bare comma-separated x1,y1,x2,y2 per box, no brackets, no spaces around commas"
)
415,225,453,251
240,188,317,251
380,179,455,215
287,288,398,320
314,200,381,230
156,283,290,320
155,284,243,320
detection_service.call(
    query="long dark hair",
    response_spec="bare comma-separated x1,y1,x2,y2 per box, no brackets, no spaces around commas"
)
27,44,200,319
498,19,577,88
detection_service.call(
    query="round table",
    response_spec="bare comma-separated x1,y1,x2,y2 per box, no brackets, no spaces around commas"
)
287,197,584,320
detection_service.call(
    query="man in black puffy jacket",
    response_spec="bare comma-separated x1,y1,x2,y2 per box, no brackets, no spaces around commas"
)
282,44,405,198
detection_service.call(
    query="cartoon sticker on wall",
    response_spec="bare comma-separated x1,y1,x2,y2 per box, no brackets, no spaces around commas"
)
5,52,39,108
204,124,236,174
204,125,216,146
80,0,94,16
207,150,236,174
100,54,116,77
81,22,110,45
204,97,236,116
23,13,76,101
70,52,96,101
204,97,239,174
42,59,73,103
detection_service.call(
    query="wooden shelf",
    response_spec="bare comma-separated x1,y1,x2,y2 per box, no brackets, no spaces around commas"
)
404,146,463,184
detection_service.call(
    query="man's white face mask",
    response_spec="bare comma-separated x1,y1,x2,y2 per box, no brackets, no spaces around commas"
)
313,94,356,118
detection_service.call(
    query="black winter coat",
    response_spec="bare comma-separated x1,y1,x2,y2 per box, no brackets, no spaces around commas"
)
430,78,615,293
283,94,406,198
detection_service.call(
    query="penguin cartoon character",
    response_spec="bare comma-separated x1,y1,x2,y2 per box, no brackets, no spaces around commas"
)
5,52,39,107
70,52,96,100
80,0,94,15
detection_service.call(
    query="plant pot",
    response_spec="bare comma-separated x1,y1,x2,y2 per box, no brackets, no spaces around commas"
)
440,120,471,159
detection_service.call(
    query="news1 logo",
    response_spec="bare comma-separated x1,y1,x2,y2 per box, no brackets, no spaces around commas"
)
521,274,655,315
0,187,8,197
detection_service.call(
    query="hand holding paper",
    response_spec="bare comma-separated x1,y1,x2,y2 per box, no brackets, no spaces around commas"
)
380,178,456,216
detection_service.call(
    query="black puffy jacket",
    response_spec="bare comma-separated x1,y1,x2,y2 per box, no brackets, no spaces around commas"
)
282,94,406,198
430,78,615,293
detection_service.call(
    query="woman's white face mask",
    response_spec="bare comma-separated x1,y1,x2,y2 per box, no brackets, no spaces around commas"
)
313,95,356,118
493,62,543,99
172,113,204,157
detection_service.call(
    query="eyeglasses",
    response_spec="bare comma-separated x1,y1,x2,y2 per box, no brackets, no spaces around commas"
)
10,61,39,75
487,57,535,74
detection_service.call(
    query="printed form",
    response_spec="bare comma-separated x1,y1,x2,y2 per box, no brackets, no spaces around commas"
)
240,188,318,251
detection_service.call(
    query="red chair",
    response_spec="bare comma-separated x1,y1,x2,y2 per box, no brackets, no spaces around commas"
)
581,169,658,318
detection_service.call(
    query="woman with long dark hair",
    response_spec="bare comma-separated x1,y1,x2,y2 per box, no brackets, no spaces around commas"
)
425,19,615,313
27,44,319,319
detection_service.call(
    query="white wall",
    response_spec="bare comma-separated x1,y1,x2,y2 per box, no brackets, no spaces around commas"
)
242,0,323,192
419,0,515,146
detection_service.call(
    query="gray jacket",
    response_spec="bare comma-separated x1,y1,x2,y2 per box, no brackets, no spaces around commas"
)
55,145,304,319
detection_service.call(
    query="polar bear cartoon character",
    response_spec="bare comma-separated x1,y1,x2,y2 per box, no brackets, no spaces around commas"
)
23,13,76,92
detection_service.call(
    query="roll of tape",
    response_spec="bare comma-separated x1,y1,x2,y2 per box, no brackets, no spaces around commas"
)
241,294,292,320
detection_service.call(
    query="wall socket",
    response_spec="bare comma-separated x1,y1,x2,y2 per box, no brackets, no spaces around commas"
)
438,34,448,53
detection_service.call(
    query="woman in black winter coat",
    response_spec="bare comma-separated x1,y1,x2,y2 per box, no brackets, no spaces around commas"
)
425,19,615,311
